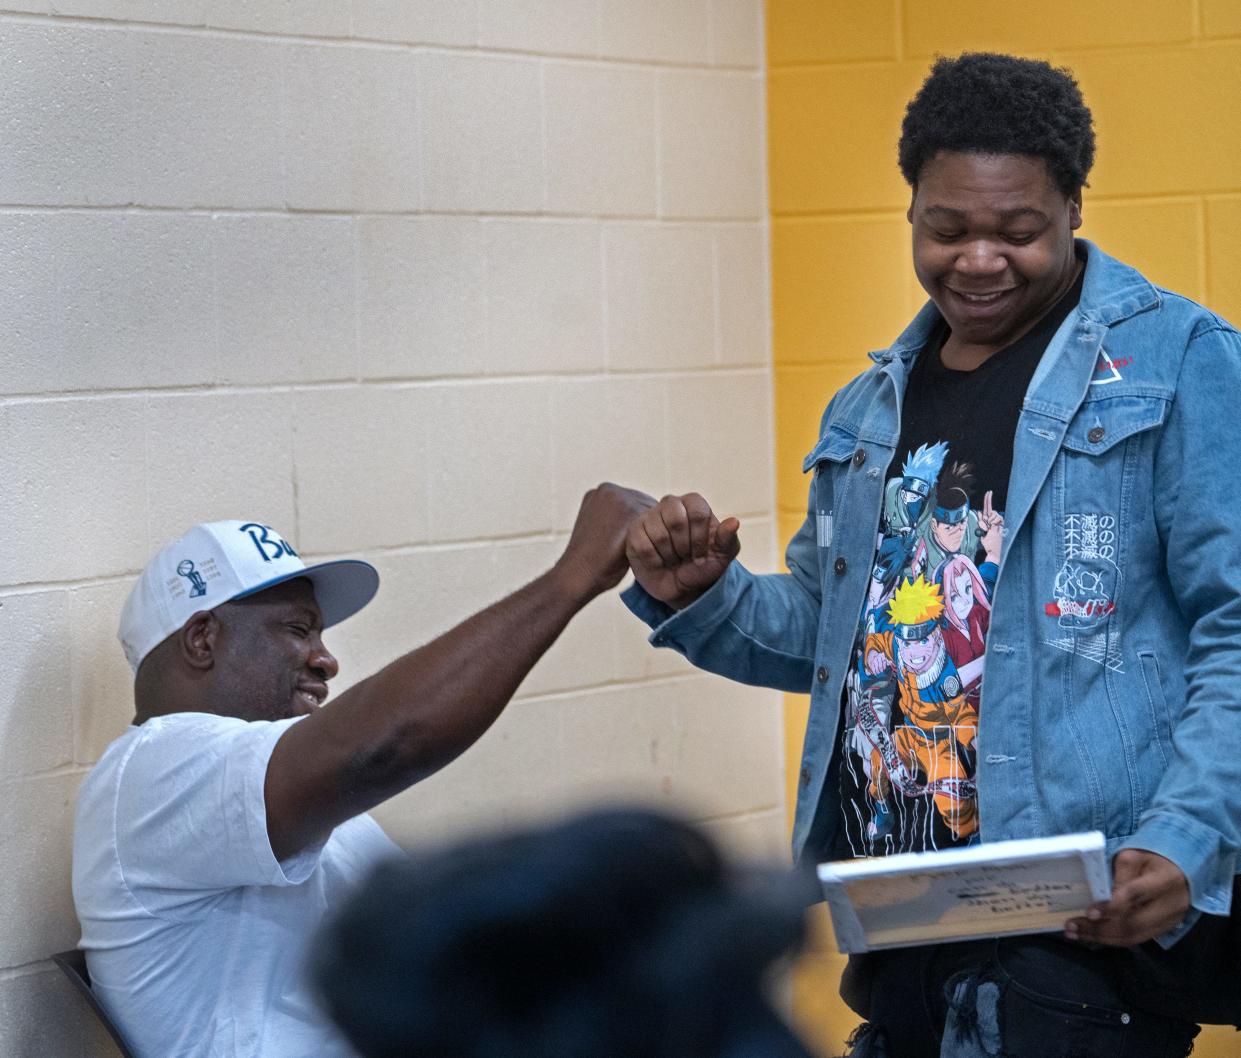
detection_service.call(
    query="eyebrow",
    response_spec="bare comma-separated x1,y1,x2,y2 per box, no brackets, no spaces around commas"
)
288,604,323,628
922,206,1050,223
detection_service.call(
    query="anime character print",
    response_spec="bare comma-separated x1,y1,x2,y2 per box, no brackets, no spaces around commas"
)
883,442,949,537
937,553,994,709
840,441,1004,855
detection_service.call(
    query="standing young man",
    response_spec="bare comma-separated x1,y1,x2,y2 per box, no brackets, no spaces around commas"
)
623,54,1241,1056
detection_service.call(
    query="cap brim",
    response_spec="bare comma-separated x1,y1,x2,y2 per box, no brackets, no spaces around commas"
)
232,558,379,629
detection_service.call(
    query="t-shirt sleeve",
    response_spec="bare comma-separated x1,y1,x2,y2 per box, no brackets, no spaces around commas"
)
111,714,327,911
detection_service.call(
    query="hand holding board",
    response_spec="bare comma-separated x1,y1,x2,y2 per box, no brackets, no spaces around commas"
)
817,832,1110,953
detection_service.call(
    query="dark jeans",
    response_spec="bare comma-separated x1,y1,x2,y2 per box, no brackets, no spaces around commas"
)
839,935,1201,1058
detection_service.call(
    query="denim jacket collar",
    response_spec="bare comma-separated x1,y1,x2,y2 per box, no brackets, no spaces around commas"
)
1024,240,1162,416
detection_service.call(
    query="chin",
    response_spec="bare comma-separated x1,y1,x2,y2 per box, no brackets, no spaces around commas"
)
949,319,1011,344
258,696,307,722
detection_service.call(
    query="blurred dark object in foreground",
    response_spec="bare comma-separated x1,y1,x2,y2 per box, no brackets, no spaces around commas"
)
313,807,822,1058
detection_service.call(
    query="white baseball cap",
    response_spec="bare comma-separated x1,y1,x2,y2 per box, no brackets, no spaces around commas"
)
118,520,380,673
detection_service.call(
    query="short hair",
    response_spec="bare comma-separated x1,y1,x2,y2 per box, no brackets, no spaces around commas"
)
898,52,1096,196
935,461,976,514
312,809,816,1058
902,441,950,486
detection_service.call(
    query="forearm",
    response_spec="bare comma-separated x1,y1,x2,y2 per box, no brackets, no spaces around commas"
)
624,562,821,693
267,563,594,857
355,567,586,771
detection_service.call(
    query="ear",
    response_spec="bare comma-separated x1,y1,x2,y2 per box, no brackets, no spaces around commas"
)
1069,191,1083,230
906,192,916,224
178,610,218,671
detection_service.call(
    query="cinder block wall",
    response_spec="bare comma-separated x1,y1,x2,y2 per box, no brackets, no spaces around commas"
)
766,1,1241,1054
0,4,779,1054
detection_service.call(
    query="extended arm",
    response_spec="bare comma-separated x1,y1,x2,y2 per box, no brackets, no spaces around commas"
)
264,484,653,860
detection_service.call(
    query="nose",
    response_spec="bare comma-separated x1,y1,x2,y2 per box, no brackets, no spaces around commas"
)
955,240,1008,277
309,634,339,681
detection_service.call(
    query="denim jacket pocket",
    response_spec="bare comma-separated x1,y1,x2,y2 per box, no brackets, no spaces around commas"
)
1059,392,1170,456
802,424,861,472
1048,394,1170,637
1137,650,1175,769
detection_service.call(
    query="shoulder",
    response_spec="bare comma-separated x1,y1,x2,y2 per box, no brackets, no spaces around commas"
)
127,712,251,761
1082,241,1238,351
1134,290,1241,393
77,720,188,803
1148,288,1238,342
117,713,302,790
138,711,251,739
1156,291,1241,347
1076,244,1240,399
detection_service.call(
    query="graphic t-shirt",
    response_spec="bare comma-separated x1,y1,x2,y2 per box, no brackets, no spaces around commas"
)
834,266,1084,858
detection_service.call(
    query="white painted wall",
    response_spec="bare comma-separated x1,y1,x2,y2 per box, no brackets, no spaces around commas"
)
0,3,778,1053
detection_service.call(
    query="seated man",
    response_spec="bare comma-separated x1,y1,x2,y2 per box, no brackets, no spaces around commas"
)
72,485,650,1058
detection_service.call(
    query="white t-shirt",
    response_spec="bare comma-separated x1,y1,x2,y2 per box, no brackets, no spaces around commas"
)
72,712,402,1058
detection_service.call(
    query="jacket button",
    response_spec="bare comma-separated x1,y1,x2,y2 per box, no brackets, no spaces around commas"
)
816,666,829,683
852,448,867,468
800,766,811,786
1088,426,1105,444
834,557,847,575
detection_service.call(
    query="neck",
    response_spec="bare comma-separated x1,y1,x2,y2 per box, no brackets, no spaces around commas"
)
133,679,213,725
133,701,181,725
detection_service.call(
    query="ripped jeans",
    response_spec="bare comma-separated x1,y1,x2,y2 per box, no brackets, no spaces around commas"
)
839,936,1200,1058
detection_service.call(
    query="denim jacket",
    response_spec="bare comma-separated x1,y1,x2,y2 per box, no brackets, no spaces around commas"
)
625,241,1241,929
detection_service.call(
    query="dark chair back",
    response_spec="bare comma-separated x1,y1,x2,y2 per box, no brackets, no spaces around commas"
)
50,949,138,1058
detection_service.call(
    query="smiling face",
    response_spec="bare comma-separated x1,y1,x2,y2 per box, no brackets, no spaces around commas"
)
908,151,1082,366
211,578,339,722
900,629,943,675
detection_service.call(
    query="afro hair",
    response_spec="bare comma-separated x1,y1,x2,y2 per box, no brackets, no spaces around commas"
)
898,52,1096,197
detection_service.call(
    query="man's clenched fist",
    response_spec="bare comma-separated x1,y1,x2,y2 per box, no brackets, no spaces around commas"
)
625,493,740,610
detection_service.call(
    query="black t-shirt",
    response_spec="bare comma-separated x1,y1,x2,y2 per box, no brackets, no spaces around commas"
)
828,264,1085,860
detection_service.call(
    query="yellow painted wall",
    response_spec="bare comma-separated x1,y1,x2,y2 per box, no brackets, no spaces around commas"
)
766,2,1241,1054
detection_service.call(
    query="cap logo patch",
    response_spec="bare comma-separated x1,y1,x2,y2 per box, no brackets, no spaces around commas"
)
239,523,299,563
176,559,209,598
